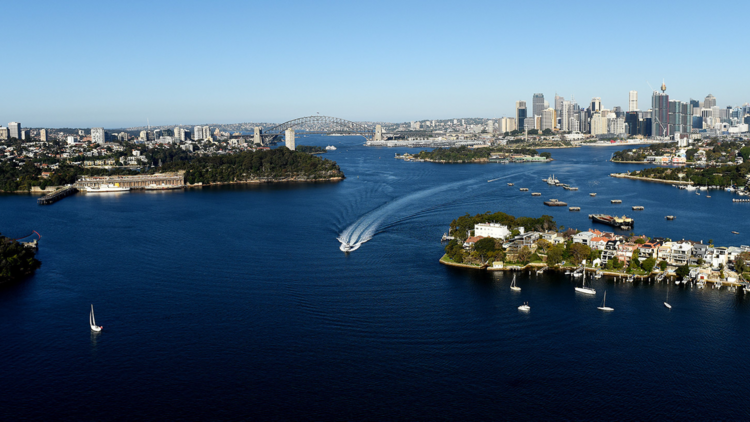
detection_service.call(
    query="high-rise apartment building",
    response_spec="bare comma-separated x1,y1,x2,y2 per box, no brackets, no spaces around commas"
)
532,93,545,119
541,108,556,131
590,112,606,136
8,122,21,139
629,91,638,111
0,127,8,140
500,117,516,133
194,126,204,140
40,129,47,142
284,129,296,150
516,101,527,131
203,126,210,140
91,127,106,145
704,94,716,109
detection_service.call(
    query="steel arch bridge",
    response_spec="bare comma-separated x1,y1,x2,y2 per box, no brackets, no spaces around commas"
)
262,115,374,142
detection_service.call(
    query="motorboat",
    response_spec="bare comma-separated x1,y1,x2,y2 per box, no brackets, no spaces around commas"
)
518,302,530,312
325,145,337,151
664,291,672,309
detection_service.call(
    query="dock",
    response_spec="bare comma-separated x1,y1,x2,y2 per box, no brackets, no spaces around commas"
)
544,199,567,207
37,186,78,205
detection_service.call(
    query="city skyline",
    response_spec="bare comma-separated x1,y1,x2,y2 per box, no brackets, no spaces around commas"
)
4,0,750,127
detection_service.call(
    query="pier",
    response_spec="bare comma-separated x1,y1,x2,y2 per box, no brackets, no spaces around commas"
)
37,186,78,205
75,172,184,190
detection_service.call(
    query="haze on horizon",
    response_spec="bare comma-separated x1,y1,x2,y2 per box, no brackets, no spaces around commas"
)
4,0,749,128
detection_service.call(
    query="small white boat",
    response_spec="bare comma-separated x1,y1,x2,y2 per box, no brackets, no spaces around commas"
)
90,304,102,332
518,302,530,311
85,183,130,193
597,291,614,311
664,291,671,309
674,280,680,285
325,145,337,150
510,274,521,291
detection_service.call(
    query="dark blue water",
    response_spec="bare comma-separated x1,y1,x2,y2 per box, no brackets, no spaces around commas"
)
2,138,749,420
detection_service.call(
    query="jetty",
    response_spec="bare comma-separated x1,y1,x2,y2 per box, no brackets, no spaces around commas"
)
544,199,567,207
37,186,78,205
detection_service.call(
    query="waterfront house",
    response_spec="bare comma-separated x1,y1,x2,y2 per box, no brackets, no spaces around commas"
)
474,223,510,240
616,243,639,265
658,242,674,262
691,243,710,265
601,240,621,264
540,231,565,245
638,241,662,260
670,242,693,266
572,231,595,246
463,236,485,249
589,237,609,251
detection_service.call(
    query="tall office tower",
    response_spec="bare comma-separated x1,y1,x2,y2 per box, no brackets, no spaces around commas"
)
91,127,106,145
21,130,30,140
590,98,602,112
608,117,626,135
629,91,638,111
652,91,670,137
516,101,527,131
541,108,555,131
139,131,148,141
701,108,713,128
8,122,21,139
0,127,8,140
486,120,494,134
625,112,639,136
532,93,545,119
554,95,564,127
669,100,692,135
203,126,210,140
561,101,574,131
40,129,47,142
704,94,716,109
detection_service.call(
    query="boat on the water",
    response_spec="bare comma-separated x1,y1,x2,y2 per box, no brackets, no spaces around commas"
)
518,302,530,311
597,291,614,311
589,214,634,230
85,184,130,193
145,184,184,190
545,175,559,185
325,145,337,150
664,291,672,309
575,269,596,295
510,274,521,291
90,304,102,332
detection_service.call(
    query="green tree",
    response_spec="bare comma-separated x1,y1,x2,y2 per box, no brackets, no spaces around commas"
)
642,257,656,273
659,260,669,271
569,243,591,265
546,245,564,266
517,246,532,264
676,264,690,279
474,237,496,255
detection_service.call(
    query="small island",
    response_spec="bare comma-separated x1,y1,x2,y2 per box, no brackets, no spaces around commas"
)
399,146,552,163
0,234,42,285
440,211,749,286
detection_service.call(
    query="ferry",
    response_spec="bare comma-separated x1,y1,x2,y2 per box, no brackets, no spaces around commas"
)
84,184,130,193
589,214,634,230
325,145,337,151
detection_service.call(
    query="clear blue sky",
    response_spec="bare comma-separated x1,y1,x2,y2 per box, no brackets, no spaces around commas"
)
4,0,748,128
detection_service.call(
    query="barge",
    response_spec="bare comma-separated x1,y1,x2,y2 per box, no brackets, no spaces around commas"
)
544,199,567,207
589,214,634,230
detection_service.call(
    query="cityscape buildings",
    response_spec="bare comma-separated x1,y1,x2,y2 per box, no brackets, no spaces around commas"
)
8,122,21,139
629,91,638,111
515,101,527,131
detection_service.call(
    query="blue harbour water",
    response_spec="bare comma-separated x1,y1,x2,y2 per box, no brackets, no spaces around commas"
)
1,138,749,420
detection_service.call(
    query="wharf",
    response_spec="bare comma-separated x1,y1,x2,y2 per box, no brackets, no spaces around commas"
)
37,186,78,205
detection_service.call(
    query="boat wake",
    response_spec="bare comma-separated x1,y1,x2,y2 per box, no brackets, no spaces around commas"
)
337,172,524,253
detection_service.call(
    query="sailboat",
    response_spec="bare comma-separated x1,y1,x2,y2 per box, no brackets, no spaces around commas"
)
597,291,614,311
575,268,596,295
90,304,102,332
510,274,521,291
664,290,672,309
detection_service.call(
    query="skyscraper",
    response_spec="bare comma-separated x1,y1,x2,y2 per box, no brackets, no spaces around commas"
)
532,93,545,120
652,91,669,138
704,94,716,109
194,125,204,140
590,98,602,112
516,101,527,131
8,122,21,139
629,91,638,111
40,129,47,142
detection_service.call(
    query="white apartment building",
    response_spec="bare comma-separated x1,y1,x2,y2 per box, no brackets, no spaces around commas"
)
474,223,511,240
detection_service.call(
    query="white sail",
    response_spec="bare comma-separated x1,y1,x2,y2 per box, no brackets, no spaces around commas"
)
90,304,102,332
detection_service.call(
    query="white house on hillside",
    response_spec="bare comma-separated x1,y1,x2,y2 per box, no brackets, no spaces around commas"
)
474,223,511,240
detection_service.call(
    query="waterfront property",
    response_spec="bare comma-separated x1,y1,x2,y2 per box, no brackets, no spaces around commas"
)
75,172,185,190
